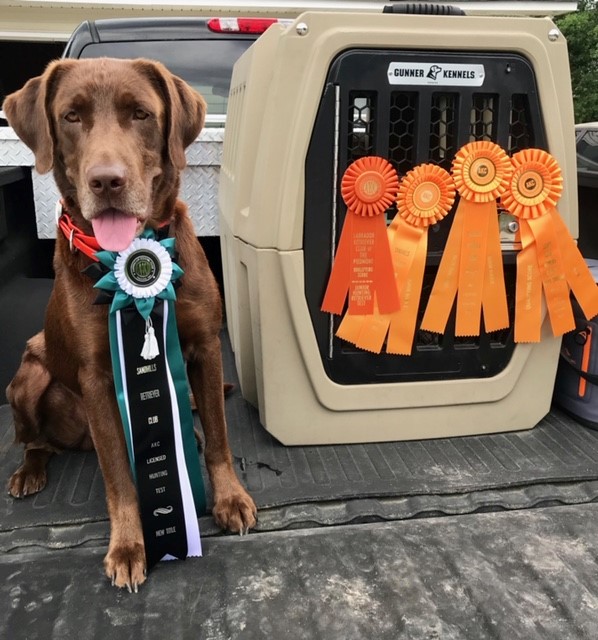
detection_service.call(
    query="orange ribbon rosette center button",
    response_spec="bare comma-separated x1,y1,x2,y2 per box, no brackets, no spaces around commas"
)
515,169,545,203
412,182,442,213
355,171,385,204
470,157,497,188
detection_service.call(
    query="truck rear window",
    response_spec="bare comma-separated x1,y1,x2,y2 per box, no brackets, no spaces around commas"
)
79,40,252,122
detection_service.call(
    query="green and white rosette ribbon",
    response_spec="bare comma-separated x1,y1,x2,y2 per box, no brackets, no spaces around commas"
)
93,230,206,568
96,234,179,342
112,238,171,359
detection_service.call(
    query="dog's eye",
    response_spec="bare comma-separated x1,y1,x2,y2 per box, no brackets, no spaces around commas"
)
64,111,80,123
133,109,150,121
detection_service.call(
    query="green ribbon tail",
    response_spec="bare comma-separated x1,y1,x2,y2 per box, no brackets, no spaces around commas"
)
108,310,136,480
164,300,207,515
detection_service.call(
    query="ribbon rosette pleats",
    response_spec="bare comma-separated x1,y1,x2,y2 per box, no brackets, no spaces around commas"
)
337,164,455,354
94,233,182,322
501,148,598,342
421,141,512,337
321,156,400,316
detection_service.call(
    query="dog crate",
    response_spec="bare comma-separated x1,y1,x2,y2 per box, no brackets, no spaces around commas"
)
219,10,577,444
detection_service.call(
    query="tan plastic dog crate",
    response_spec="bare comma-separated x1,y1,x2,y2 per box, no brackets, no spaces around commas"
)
219,9,577,445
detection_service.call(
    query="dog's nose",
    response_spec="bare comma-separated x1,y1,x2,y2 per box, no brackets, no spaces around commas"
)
86,164,127,196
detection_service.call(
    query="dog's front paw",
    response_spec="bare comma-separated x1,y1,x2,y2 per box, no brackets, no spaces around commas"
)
8,465,47,498
213,489,257,535
104,543,146,592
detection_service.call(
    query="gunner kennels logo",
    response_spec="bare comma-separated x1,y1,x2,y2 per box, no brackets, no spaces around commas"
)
388,62,485,87
427,65,443,81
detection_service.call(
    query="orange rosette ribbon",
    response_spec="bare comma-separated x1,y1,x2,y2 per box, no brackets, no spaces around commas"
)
501,148,598,342
421,141,512,337
321,156,400,316
337,164,455,354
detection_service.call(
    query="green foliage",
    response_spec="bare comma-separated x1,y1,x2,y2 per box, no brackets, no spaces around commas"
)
556,0,598,122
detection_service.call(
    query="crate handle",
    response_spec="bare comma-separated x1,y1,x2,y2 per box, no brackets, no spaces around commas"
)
383,3,466,15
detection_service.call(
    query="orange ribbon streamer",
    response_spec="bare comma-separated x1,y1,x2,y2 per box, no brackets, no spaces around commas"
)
501,148,598,342
321,157,400,316
337,164,455,354
420,141,512,337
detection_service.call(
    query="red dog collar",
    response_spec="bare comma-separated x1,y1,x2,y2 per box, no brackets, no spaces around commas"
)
57,208,102,262
56,202,172,261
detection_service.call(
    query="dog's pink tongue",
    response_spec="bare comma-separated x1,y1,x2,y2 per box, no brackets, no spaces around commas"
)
91,209,138,252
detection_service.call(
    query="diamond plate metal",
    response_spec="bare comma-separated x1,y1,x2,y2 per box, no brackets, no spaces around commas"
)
0,129,34,166
0,127,223,238
32,172,60,238
181,166,222,236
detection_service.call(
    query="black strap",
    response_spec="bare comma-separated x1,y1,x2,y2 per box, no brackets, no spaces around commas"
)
559,351,598,386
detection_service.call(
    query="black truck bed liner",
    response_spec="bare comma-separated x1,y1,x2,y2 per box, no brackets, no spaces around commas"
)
3,502,598,639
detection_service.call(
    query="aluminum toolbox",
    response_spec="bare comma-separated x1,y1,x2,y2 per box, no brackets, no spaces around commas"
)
0,127,224,237
218,11,577,444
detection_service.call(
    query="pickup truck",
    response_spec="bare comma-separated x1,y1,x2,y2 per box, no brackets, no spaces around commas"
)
2,9,598,640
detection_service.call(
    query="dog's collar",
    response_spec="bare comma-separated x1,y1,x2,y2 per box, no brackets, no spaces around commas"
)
56,201,173,262
57,205,102,263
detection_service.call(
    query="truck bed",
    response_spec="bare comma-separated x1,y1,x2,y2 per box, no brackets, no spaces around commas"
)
2,278,598,639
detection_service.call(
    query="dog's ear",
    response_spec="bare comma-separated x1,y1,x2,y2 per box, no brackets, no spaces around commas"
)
168,74,206,170
135,60,206,171
2,61,65,174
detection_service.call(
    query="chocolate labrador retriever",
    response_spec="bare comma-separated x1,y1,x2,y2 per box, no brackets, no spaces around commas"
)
3,58,257,590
